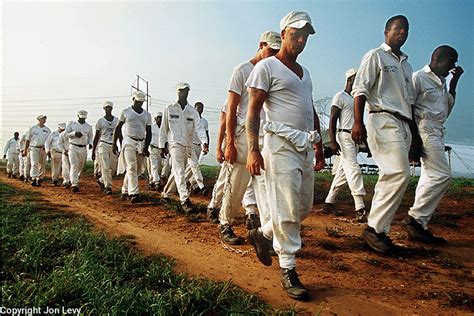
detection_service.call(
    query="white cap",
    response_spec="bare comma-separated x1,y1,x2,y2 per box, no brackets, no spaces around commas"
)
176,82,190,91
280,11,315,34
154,112,163,118
58,123,66,130
103,100,114,109
77,110,88,119
37,114,47,120
260,31,282,50
345,68,358,79
132,91,146,102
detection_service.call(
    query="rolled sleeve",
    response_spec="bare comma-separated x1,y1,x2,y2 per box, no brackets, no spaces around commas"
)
245,62,271,92
352,50,379,98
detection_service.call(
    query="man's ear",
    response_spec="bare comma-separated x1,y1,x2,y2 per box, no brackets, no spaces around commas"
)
281,29,286,40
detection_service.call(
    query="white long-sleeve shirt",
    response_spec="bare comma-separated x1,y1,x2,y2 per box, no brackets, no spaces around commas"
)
150,124,161,148
159,102,207,148
26,125,51,147
4,138,20,155
352,43,414,120
45,130,61,152
65,121,93,146
413,65,455,125
57,131,70,152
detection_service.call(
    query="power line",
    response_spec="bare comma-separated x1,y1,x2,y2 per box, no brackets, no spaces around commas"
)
2,95,131,103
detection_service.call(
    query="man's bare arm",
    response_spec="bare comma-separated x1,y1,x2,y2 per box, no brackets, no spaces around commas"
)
246,87,267,175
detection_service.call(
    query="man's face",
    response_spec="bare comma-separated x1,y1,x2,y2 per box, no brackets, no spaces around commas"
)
78,117,86,124
104,106,113,116
195,103,204,115
347,74,356,89
437,54,458,77
155,116,162,126
14,132,19,140
133,100,144,108
177,88,189,100
282,26,310,56
39,117,47,125
385,19,409,48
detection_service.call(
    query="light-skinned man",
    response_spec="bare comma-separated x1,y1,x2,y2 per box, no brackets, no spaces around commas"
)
24,115,51,186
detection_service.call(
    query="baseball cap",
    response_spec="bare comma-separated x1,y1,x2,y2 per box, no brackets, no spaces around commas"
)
280,11,315,34
176,82,190,91
154,112,163,118
132,91,146,102
37,114,47,120
103,100,114,109
58,123,66,130
345,68,358,79
260,31,282,50
77,110,88,119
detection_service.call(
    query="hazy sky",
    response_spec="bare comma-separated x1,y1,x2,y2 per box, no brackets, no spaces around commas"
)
1,0,473,170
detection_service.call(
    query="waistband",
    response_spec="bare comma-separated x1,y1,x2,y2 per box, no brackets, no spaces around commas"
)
100,140,113,145
70,143,86,148
129,136,144,142
337,129,351,133
32,145,44,148
369,110,411,122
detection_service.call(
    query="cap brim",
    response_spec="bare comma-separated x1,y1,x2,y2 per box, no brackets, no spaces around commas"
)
288,20,315,34
269,43,281,50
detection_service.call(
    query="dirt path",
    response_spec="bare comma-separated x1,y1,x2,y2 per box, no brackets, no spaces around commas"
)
2,174,473,315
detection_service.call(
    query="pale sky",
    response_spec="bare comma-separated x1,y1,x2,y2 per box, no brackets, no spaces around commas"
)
1,0,473,171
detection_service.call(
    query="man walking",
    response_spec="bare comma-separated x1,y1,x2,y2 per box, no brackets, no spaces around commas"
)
147,112,163,190
187,101,209,194
24,115,51,186
58,127,71,187
3,132,20,178
45,123,66,186
93,101,120,195
404,46,463,244
246,12,324,300
323,69,367,221
66,110,93,193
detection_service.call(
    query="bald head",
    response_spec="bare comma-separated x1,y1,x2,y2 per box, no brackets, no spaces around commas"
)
430,45,458,77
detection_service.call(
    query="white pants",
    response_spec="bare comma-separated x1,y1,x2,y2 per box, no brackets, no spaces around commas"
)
29,147,46,180
161,155,172,179
162,144,191,202
23,153,31,179
208,164,226,209
19,153,25,177
408,121,451,229
6,153,20,175
121,144,144,195
62,153,71,184
94,156,101,177
254,172,272,239
263,133,314,269
325,131,365,210
219,126,252,225
51,150,62,181
242,178,257,215
98,142,118,189
185,144,205,189
146,146,162,184
68,145,87,187
366,113,411,234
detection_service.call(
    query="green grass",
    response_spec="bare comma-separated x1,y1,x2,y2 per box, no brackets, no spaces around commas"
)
1,182,276,315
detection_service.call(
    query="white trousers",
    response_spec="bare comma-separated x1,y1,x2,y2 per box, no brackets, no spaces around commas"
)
162,144,190,202
68,145,87,187
161,155,172,179
51,150,62,181
23,153,31,178
408,122,451,229
19,153,25,177
325,132,366,210
146,146,162,184
366,113,411,234
121,144,144,195
6,153,20,175
62,153,71,184
242,178,257,215
185,144,205,189
254,172,272,239
208,164,226,209
263,133,314,269
98,142,118,189
94,156,101,177
29,147,46,180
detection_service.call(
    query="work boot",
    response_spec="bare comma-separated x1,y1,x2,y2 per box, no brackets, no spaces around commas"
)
97,180,105,191
71,186,80,193
362,226,393,254
280,268,309,300
355,208,368,223
103,187,112,195
219,224,242,245
192,186,207,196
12,174,17,179
207,208,220,224
245,213,261,230
402,216,447,244
147,182,155,190
7,173,12,178
121,193,129,200
130,194,140,204
19,175,25,181
31,179,39,187
322,203,344,216
52,179,59,186
247,229,272,266
63,182,71,188
180,199,193,214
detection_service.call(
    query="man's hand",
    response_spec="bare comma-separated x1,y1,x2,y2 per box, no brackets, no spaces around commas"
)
47,152,52,159
160,148,169,159
75,131,83,138
352,122,367,145
314,149,325,171
451,66,464,81
22,150,27,157
113,144,119,156
64,150,69,157
246,149,264,176
330,141,341,156
142,148,150,157
224,143,237,164
91,152,96,161
201,143,209,155
2,155,6,159
409,134,424,163
216,148,225,163
88,144,92,150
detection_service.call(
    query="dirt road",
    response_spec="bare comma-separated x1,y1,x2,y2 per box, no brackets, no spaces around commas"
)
2,174,473,315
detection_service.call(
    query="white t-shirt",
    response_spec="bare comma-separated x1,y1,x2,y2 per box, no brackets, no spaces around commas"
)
65,121,93,146
57,131,70,152
4,138,19,155
95,116,119,143
332,91,355,130
413,65,455,124
246,56,314,131
45,130,61,152
150,124,161,147
27,125,51,147
193,116,208,145
229,61,254,126
119,107,152,140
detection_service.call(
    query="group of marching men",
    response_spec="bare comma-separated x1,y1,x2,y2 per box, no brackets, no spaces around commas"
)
3,11,465,301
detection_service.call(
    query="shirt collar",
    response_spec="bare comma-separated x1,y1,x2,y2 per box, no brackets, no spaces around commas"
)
380,42,408,61
423,64,445,85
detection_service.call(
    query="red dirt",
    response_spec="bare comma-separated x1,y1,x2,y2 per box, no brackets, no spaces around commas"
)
2,173,473,315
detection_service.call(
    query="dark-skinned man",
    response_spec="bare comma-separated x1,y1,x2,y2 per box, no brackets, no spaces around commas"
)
45,123,66,186
3,132,20,178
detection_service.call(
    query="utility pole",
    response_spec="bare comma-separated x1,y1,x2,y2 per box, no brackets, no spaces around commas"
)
131,75,151,111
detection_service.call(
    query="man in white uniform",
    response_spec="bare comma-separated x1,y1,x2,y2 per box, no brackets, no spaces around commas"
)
113,91,152,203
92,101,120,195
246,12,324,300
146,112,163,190
351,15,421,254
19,132,29,181
45,123,66,186
58,128,71,187
403,46,463,244
24,115,51,186
3,132,20,178
65,110,93,192
219,31,281,245
323,69,367,221
187,102,209,194
159,83,208,213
